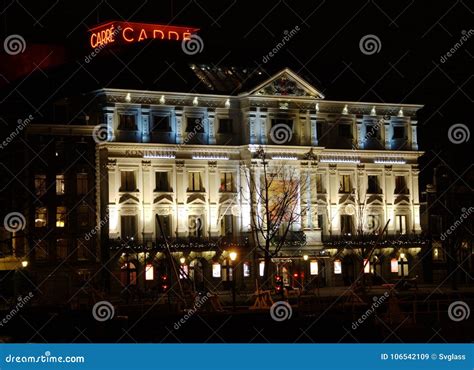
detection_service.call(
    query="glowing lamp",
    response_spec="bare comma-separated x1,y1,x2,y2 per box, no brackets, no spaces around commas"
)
229,251,237,261
21,261,28,268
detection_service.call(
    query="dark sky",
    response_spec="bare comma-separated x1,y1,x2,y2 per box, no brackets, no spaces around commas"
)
1,0,472,188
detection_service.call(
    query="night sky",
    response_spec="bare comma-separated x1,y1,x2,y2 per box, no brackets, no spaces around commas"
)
1,0,472,188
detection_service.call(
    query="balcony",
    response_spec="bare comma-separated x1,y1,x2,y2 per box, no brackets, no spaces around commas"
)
322,234,428,249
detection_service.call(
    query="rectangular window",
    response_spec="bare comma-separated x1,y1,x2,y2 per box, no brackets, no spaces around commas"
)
35,240,48,260
145,264,154,280
334,260,342,274
56,174,65,195
367,175,381,194
317,214,325,231
366,124,381,139
155,172,169,192
186,118,204,133
188,172,203,192
77,205,89,228
338,124,352,138
77,239,89,260
219,172,234,192
221,214,233,236
118,114,137,130
340,215,353,235
77,173,88,195
396,215,407,235
218,119,233,133
316,121,323,140
35,207,47,228
56,239,67,259
391,258,399,273
310,261,318,275
56,206,66,227
365,215,380,233
121,171,136,192
152,116,171,132
212,263,221,278
393,126,405,139
179,264,188,279
34,174,46,197
243,262,250,277
316,174,325,193
121,215,137,239
339,175,351,193
394,176,408,194
363,259,370,274
259,261,265,277
156,215,171,238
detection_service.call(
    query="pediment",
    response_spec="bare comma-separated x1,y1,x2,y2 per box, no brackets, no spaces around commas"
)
119,193,139,204
244,68,325,98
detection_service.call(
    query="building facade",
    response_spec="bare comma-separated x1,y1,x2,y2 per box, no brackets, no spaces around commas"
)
92,69,425,294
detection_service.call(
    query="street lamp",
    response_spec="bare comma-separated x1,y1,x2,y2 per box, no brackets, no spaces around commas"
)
179,257,186,264
229,251,237,311
21,260,28,268
303,255,309,261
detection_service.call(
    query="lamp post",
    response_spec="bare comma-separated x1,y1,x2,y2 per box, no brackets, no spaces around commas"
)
229,251,237,311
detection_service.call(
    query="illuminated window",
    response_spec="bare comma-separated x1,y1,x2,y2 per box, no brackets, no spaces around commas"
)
35,207,47,228
243,262,250,277
363,259,370,274
390,258,398,273
145,264,154,280
155,172,169,191
396,215,407,235
259,261,265,277
77,173,88,195
56,238,68,259
118,114,137,130
398,254,409,277
365,215,380,233
56,174,65,195
34,174,46,197
56,206,66,227
334,260,342,274
218,118,233,133
188,172,203,192
120,171,136,192
179,264,189,279
339,175,351,193
310,261,318,275
212,263,221,278
219,172,234,192
152,115,171,132
188,215,203,238
433,247,444,261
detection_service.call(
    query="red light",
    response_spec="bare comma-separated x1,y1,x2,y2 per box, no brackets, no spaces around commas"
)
293,273,299,278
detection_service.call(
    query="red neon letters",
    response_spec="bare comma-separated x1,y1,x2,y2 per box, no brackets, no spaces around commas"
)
89,21,199,49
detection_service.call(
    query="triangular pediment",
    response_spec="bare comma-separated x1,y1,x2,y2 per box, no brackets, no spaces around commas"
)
244,68,325,98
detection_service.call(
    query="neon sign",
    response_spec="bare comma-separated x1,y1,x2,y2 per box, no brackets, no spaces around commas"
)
89,21,199,49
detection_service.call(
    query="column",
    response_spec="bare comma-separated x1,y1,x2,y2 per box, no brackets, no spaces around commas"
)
207,109,216,144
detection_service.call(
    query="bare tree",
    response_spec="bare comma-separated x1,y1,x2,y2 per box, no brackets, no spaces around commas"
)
241,147,307,288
